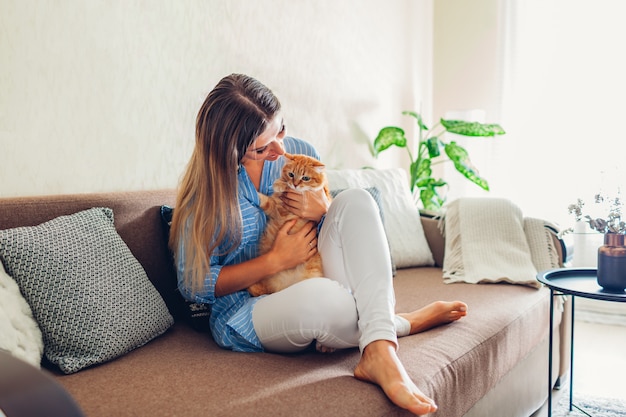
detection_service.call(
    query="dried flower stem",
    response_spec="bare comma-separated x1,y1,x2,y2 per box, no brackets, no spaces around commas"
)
568,191,626,234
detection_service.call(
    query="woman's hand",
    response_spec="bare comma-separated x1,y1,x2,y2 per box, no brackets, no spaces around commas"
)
280,188,330,223
269,219,318,270
215,220,317,297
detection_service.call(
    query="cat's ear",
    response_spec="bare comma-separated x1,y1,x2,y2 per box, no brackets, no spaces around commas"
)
283,153,294,161
311,159,326,171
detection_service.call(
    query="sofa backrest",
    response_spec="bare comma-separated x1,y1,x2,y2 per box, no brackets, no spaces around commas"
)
0,189,187,320
0,191,565,323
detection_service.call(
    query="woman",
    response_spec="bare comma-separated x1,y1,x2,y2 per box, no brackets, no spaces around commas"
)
170,73,467,416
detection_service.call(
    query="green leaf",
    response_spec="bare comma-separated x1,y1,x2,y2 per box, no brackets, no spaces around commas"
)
420,187,437,211
440,119,505,137
410,159,441,193
410,161,448,210
419,185,446,211
416,178,446,188
373,126,407,156
409,159,427,192
425,137,441,158
444,142,490,191
402,111,429,131
409,161,419,192
414,159,432,181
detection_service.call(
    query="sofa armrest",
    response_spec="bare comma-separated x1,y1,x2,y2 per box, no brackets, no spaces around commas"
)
0,351,84,417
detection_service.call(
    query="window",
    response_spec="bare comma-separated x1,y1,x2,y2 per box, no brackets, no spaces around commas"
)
444,0,626,227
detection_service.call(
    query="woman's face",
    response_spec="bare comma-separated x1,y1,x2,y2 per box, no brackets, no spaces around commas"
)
241,114,286,163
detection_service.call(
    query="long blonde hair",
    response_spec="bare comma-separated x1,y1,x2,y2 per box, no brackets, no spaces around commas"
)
170,74,281,293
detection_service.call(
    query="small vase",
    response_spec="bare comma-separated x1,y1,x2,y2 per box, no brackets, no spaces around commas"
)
597,233,626,292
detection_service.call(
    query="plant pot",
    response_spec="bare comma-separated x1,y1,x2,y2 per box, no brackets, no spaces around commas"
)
597,233,626,292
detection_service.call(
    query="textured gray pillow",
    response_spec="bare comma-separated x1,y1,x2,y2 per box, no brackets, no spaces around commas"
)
0,207,174,374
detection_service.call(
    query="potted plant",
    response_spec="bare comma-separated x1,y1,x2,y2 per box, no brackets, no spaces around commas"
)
568,194,626,235
373,111,505,211
568,193,626,291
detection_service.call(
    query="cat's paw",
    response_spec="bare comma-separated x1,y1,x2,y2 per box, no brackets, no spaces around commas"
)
315,341,336,354
257,192,269,206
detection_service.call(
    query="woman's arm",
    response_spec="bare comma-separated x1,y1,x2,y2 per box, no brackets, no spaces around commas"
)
215,219,318,296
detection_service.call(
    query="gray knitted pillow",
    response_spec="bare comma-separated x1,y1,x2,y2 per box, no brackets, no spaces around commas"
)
0,207,174,374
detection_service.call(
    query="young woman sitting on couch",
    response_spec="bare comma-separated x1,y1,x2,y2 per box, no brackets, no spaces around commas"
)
169,73,468,416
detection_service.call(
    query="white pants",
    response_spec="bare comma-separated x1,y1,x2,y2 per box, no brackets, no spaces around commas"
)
252,188,408,353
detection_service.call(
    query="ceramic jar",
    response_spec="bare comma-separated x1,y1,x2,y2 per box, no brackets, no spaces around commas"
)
597,233,626,292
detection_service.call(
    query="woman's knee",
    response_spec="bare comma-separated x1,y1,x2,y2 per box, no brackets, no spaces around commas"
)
333,187,376,206
330,188,380,219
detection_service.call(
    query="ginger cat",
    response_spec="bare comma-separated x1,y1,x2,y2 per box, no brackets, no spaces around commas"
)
248,153,332,296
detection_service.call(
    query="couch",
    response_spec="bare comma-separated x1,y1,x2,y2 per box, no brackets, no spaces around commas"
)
0,182,570,417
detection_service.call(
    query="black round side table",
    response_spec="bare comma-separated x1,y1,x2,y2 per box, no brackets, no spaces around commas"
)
537,267,626,416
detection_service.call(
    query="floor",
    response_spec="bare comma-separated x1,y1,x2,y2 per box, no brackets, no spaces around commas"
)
545,308,625,413
564,240,626,402
537,313,626,417
567,318,626,400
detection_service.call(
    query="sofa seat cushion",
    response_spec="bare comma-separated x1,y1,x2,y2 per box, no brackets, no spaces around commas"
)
51,267,556,417
54,323,391,417
393,268,555,417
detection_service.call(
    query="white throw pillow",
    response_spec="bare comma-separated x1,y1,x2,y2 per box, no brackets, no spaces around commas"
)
0,261,44,368
326,168,434,268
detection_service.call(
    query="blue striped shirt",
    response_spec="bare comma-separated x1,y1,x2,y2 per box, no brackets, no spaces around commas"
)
176,137,320,352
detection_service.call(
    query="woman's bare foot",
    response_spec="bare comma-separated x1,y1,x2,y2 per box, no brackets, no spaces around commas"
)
398,301,467,335
354,340,437,415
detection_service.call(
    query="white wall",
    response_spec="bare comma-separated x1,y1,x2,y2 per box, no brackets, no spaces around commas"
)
433,0,503,123
0,0,433,197
432,0,505,204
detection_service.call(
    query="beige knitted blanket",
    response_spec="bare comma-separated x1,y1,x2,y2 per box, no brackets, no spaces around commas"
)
441,198,560,289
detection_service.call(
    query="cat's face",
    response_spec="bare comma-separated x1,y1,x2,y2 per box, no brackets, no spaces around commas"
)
278,153,326,192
